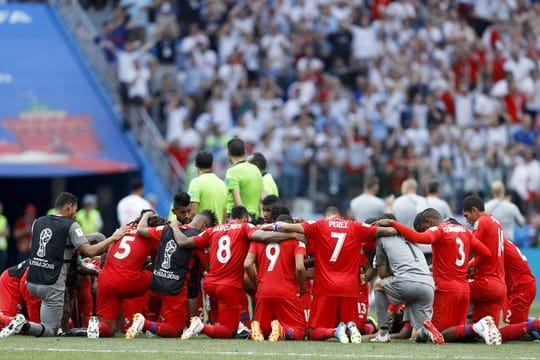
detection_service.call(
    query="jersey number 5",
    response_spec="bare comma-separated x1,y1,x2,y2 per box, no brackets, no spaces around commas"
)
113,235,136,260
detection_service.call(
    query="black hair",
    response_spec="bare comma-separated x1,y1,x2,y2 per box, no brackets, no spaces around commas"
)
148,215,169,227
173,192,191,208
249,152,267,171
227,138,245,157
413,208,442,232
130,209,157,225
230,205,249,220
271,205,290,222
276,214,293,223
55,192,78,209
200,209,218,227
377,213,396,221
365,217,377,225
195,151,213,169
324,206,340,217
427,179,440,194
461,195,484,212
130,178,144,192
262,194,280,206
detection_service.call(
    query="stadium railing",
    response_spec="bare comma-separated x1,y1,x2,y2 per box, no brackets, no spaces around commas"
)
49,0,186,194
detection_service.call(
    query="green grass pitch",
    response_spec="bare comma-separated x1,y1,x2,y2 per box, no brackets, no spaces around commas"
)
1,301,539,360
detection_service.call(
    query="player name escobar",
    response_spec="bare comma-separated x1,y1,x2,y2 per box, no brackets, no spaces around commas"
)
29,258,55,270
153,269,180,280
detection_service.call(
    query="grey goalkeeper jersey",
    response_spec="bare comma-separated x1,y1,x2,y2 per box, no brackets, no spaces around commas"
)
375,235,433,287
485,199,525,241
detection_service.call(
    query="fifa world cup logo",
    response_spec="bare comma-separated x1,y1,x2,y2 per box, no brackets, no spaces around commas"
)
162,240,177,270
38,228,53,257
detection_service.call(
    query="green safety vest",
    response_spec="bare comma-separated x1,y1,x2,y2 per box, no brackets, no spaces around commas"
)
76,209,101,234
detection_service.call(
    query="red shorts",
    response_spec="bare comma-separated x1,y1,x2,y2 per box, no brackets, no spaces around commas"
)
254,297,306,339
432,290,469,331
203,281,245,334
149,286,189,329
0,270,23,317
20,270,41,322
470,277,506,326
357,288,369,328
308,295,359,329
503,282,537,324
96,270,152,321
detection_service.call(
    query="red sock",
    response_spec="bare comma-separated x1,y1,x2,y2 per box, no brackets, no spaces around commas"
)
528,318,539,331
500,323,529,342
202,324,233,339
453,325,468,339
363,323,375,335
144,320,182,338
0,314,12,328
285,326,306,340
308,327,335,340
98,322,113,338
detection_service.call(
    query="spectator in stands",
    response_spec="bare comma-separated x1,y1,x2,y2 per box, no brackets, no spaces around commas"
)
116,178,152,226
485,180,526,242
82,0,540,232
76,194,103,235
249,152,279,197
13,204,36,263
349,176,385,222
0,202,8,271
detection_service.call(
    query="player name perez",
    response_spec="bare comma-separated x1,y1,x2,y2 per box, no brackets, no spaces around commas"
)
329,221,348,229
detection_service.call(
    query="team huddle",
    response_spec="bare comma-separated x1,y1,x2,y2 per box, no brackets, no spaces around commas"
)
0,139,537,345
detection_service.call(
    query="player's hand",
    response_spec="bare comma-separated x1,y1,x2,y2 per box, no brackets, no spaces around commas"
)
297,284,307,297
170,218,179,228
111,226,129,240
375,219,392,227
292,232,306,243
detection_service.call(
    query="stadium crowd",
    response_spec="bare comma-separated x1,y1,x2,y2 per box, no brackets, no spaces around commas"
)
89,0,540,232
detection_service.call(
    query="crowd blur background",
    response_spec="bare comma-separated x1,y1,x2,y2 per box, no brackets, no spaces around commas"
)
1,0,540,271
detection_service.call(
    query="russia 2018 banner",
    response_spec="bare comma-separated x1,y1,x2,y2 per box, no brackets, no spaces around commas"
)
0,4,138,177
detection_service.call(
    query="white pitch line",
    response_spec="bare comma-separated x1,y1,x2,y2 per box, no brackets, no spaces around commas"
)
8,347,534,360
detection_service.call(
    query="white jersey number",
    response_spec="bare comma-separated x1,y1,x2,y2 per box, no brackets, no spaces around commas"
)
330,232,346,262
113,235,136,260
217,235,232,264
497,228,504,257
455,237,466,266
265,243,281,271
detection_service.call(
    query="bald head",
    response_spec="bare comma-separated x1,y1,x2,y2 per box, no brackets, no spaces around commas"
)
401,178,418,195
491,181,505,198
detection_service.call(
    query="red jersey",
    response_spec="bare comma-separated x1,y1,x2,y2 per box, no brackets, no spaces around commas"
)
473,214,505,282
504,239,535,293
302,216,377,297
193,221,256,289
424,222,475,292
100,226,160,284
249,239,306,299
